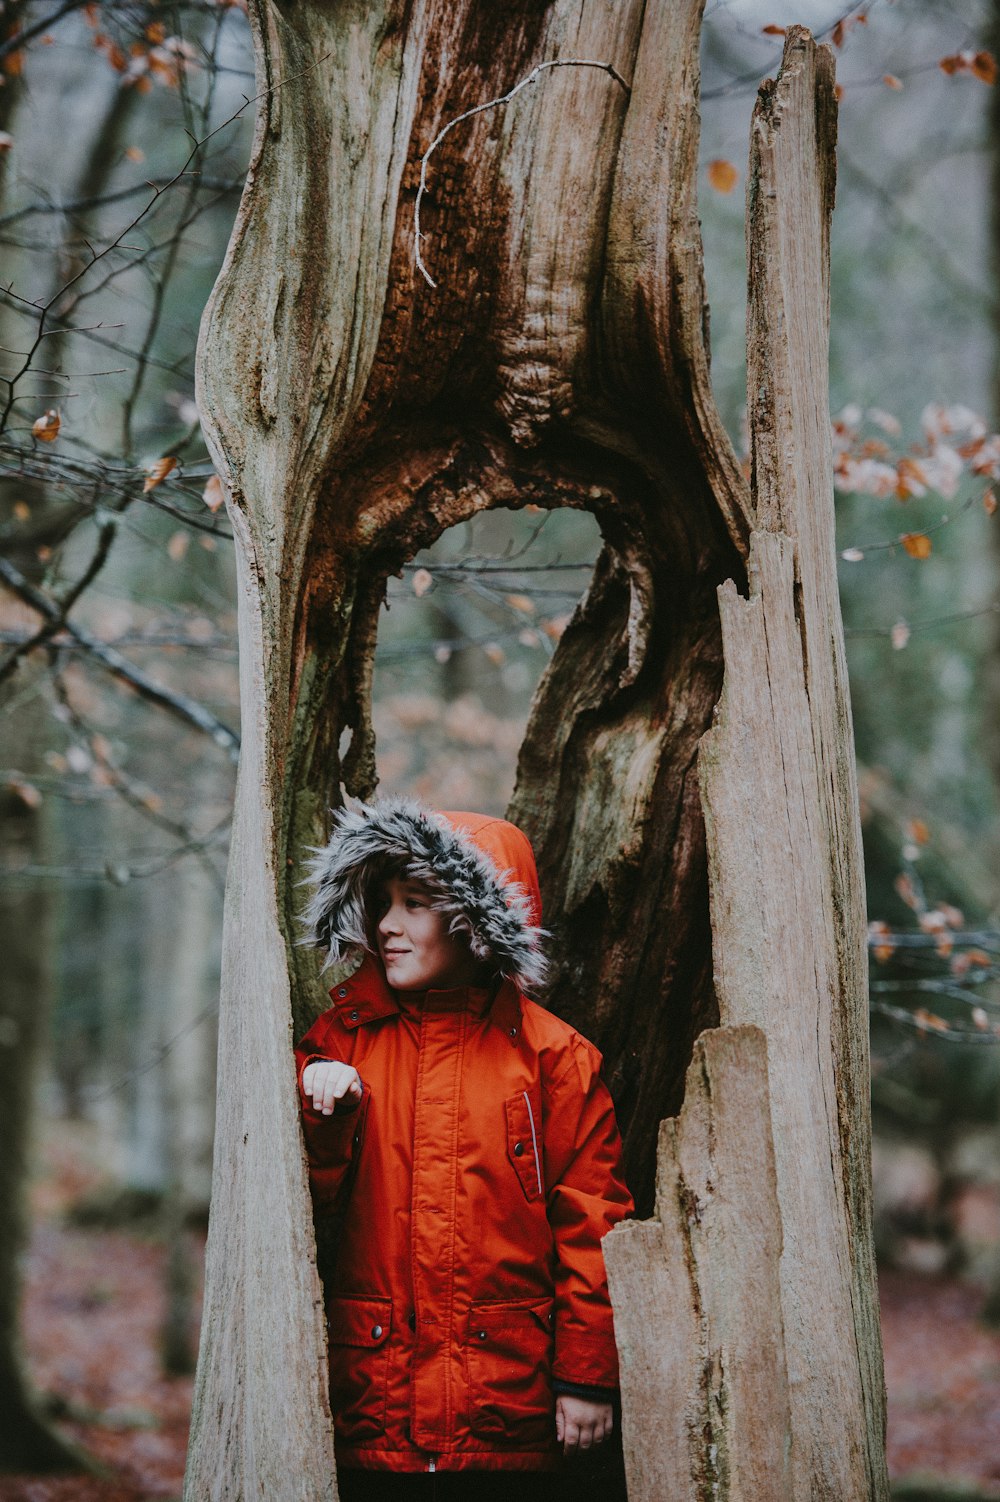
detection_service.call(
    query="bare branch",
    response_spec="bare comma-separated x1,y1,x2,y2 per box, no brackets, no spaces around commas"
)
0,555,240,758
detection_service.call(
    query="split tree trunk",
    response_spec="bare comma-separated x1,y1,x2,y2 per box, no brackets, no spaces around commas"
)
605,41,886,1499
186,4,887,1497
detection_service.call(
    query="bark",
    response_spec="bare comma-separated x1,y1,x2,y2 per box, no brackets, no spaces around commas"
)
186,3,886,1497
0,759,83,1471
604,1026,791,1502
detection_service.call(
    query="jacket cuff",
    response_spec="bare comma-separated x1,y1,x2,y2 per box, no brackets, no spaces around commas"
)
552,1330,620,1389
552,1378,618,1403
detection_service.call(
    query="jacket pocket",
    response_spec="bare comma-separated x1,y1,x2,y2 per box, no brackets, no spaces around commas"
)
465,1297,554,1442
326,1294,392,1440
505,1089,544,1202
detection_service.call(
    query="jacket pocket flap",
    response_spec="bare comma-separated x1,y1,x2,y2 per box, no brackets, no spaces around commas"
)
467,1298,553,1336
327,1294,392,1348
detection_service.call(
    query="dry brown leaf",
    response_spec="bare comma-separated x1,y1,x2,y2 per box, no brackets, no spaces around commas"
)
202,474,225,513
907,818,930,846
13,501,29,521
167,530,189,562
761,24,786,35
883,74,903,89
913,1007,949,1034
972,50,998,83
32,409,60,442
707,158,739,194
984,488,997,516
143,456,177,492
503,593,535,615
901,532,932,559
7,776,42,810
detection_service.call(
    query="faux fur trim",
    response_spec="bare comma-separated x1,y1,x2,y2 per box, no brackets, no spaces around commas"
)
301,798,548,992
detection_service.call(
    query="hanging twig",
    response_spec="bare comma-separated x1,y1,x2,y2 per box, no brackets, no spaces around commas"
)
0,555,241,759
414,58,631,288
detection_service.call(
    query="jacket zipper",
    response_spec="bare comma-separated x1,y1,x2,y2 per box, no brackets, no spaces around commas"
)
522,1089,543,1195
427,1456,437,1472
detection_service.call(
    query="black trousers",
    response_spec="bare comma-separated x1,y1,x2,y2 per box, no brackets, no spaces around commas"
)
337,1469,569,1502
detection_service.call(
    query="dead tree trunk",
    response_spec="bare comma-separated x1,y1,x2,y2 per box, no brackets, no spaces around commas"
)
604,39,887,1499
186,4,886,1497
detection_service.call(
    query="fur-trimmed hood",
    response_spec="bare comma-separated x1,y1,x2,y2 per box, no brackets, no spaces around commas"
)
301,798,548,993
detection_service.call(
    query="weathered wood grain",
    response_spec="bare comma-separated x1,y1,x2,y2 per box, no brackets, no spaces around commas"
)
604,1026,791,1502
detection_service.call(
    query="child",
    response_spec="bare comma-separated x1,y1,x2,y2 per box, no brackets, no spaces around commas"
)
296,798,634,1498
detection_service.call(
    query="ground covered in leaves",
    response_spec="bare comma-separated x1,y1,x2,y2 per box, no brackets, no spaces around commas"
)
0,1126,998,1501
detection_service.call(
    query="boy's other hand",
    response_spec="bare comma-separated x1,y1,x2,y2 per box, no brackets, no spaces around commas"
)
302,1060,363,1116
554,1394,613,1455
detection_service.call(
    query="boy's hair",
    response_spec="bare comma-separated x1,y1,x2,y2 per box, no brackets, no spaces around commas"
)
301,798,548,991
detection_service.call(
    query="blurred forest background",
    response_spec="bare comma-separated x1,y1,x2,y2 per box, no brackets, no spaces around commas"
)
1,0,1000,1496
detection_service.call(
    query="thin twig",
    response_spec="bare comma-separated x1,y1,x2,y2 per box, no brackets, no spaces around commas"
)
414,58,631,288
0,556,240,758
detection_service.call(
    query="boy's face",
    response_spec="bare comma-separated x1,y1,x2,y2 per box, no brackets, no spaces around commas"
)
374,874,488,992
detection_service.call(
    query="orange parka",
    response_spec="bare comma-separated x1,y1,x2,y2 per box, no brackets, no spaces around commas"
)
296,802,634,1475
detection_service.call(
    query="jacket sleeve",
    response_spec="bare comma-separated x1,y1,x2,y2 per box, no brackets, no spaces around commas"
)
543,1037,634,1389
295,1014,367,1215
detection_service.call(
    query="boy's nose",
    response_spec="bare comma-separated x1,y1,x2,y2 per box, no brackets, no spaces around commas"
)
378,907,402,937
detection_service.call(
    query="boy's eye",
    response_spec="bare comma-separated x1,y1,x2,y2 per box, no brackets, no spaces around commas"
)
405,897,426,909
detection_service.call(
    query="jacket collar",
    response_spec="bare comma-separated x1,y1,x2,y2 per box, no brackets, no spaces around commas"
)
327,952,524,1043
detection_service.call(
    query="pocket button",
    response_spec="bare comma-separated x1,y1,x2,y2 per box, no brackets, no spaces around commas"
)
513,1142,524,1156
371,1324,383,1339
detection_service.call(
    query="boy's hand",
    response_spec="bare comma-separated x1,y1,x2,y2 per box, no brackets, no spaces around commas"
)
554,1394,613,1455
301,1060,363,1115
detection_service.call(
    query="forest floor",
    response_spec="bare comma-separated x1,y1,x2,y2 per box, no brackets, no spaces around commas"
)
0,1123,998,1501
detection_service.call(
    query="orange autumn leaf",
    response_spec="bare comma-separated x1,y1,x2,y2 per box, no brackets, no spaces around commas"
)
883,74,903,90
894,872,919,910
503,593,535,615
143,456,177,492
13,501,29,521
167,530,189,562
6,776,42,810
913,1007,949,1034
901,532,932,559
146,21,166,42
966,948,992,969
868,920,894,964
202,474,225,513
2,49,24,77
761,24,786,35
32,409,60,442
984,488,997,515
906,818,930,846
940,49,998,83
707,159,739,194
972,50,998,83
